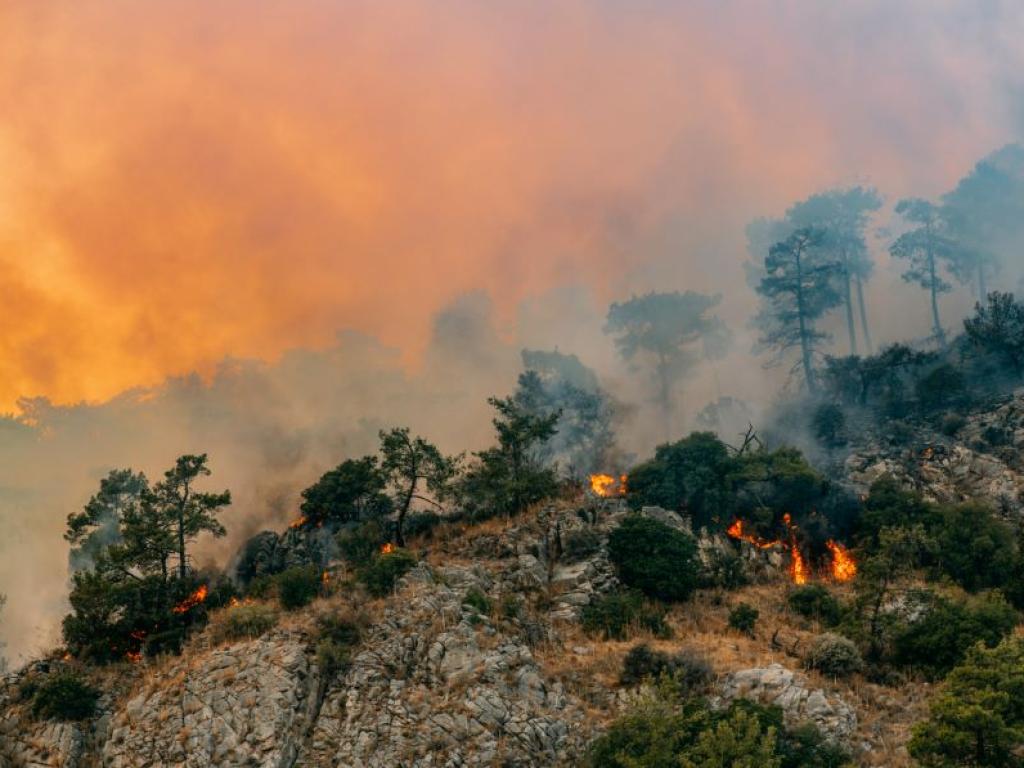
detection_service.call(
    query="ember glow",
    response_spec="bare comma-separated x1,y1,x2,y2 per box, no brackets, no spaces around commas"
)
381,542,396,555
589,474,627,498
172,585,209,614
289,516,308,530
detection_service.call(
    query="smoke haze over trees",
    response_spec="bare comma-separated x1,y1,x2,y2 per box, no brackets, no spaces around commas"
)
3,1,1024,664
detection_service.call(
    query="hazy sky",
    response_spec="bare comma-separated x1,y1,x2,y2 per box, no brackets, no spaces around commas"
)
1,1,1023,662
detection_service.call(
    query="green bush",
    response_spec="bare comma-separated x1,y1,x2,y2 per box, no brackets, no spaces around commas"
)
812,403,846,447
220,604,279,641
939,413,966,436
728,603,759,636
804,633,862,677
788,585,842,627
891,591,1018,678
562,528,602,561
316,639,352,677
581,592,670,641
30,672,100,721
337,520,386,568
316,610,364,647
276,566,322,611
246,574,276,600
403,512,444,541
619,643,711,692
462,587,491,616
586,693,850,768
608,515,699,602
909,636,1024,767
930,502,1015,593
700,548,750,590
359,548,418,597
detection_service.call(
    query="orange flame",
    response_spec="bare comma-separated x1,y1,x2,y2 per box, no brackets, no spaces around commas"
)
172,585,209,614
727,513,808,584
322,570,330,585
289,516,307,529
589,473,627,497
826,540,857,582
125,650,142,663
381,542,395,555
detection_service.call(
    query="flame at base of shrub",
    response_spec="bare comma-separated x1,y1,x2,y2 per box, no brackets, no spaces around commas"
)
727,514,853,585
172,585,209,614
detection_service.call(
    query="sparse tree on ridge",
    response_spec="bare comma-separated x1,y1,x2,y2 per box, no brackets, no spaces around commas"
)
787,187,882,354
755,227,843,394
889,198,967,346
379,427,459,546
604,291,730,438
65,468,148,572
152,454,231,579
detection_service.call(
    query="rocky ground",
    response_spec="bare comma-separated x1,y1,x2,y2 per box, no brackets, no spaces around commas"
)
2,497,909,768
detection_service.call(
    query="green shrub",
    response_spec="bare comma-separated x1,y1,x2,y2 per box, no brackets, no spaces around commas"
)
30,672,99,721
276,566,321,610
939,413,966,436
787,585,842,627
608,515,699,602
581,591,670,641
812,403,846,447
562,528,602,561
359,548,418,597
316,639,352,677
462,587,491,616
585,693,849,768
700,547,749,590
220,604,279,641
804,633,862,677
619,643,711,692
246,574,276,600
930,502,1015,592
891,591,1018,678
909,636,1024,767
500,594,523,621
403,512,444,541
728,603,759,636
316,610,364,647
337,520,386,568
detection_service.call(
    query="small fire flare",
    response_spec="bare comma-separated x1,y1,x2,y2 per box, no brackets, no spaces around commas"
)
589,473,627,498
381,542,396,555
826,540,857,582
172,585,208,614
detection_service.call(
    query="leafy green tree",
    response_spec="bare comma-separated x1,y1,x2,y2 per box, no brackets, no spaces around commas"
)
378,427,458,546
909,636,1024,767
755,227,843,393
942,144,1024,299
890,198,967,345
65,469,148,572
892,591,1018,678
300,456,393,528
964,292,1024,376
812,403,846,448
822,344,938,411
626,432,734,529
608,515,700,602
457,395,560,519
786,187,882,354
682,707,781,768
605,291,730,437
853,524,932,660
931,502,1015,593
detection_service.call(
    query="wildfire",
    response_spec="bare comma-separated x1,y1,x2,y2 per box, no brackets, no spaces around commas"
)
172,585,209,614
125,650,142,663
589,473,627,498
826,540,857,582
727,514,856,585
322,570,330,585
381,542,396,555
289,516,307,529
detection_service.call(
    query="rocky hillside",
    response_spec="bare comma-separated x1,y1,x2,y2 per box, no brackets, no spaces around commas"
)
3,494,936,768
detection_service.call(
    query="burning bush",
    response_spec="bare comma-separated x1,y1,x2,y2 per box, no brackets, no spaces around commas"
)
804,633,862,677
29,672,100,722
608,516,699,602
581,591,670,641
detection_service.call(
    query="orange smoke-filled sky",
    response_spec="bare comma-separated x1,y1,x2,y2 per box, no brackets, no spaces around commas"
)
0,1,1021,410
